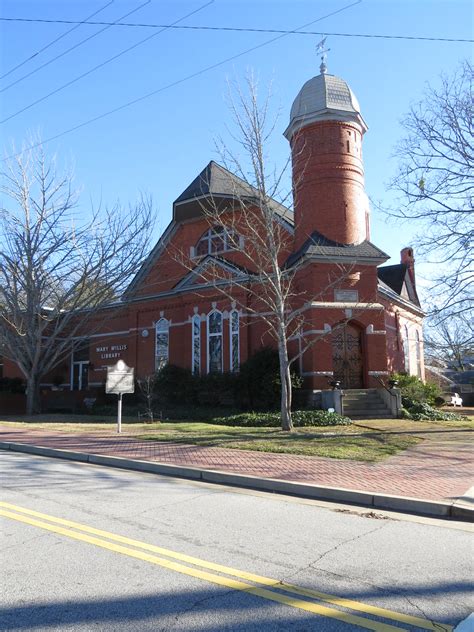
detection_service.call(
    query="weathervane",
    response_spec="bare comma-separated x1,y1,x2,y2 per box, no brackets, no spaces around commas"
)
316,36,330,74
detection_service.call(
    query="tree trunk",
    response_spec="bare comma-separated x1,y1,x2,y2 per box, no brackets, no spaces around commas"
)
278,341,293,431
26,375,42,415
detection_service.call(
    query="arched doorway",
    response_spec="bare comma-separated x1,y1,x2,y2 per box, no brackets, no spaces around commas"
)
332,323,364,389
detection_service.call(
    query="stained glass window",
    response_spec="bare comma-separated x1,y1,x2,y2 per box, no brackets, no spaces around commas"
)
155,318,169,371
230,309,239,372
208,310,222,373
192,314,201,375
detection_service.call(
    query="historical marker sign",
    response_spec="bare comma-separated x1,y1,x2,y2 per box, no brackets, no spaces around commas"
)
106,361,134,433
106,360,135,395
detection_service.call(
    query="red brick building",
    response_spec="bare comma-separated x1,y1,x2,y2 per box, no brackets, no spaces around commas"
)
2,65,424,405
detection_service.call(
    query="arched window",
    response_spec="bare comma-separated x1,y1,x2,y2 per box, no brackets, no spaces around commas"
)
207,310,223,373
229,309,240,372
192,314,201,375
155,318,169,371
415,329,422,378
196,226,239,257
403,324,410,373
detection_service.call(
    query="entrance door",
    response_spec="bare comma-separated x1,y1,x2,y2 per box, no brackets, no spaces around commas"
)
72,362,89,391
332,324,364,389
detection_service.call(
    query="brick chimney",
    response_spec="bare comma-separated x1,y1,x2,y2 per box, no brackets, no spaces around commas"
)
400,247,416,289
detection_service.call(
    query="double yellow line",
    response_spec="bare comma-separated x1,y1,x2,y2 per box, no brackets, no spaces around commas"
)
0,501,452,631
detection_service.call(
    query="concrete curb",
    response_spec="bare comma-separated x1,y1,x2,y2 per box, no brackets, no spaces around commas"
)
1,440,472,522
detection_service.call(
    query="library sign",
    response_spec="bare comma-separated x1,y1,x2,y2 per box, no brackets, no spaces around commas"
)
95,344,127,360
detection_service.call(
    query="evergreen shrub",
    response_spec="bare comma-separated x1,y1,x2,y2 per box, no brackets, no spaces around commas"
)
0,377,26,393
400,398,463,422
211,409,351,428
238,347,302,410
391,372,442,406
153,348,302,410
154,365,196,404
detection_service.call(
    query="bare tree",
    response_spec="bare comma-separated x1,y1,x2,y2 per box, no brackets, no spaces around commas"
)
385,60,473,320
424,313,473,371
137,374,159,423
172,77,358,431
0,142,154,414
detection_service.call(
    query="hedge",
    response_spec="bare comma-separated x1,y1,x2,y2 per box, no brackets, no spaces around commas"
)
210,409,351,428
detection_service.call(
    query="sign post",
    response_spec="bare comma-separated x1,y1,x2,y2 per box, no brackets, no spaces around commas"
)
106,360,134,433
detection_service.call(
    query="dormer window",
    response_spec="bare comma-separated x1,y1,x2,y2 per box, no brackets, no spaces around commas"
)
195,226,239,257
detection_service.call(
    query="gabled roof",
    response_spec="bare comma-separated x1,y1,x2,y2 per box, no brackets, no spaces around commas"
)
124,161,294,300
173,160,293,226
285,230,389,267
377,263,420,307
377,264,406,295
122,221,177,300
173,255,252,291
377,278,424,315
174,161,252,205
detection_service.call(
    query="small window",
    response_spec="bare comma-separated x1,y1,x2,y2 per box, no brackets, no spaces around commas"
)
195,226,240,257
155,318,169,371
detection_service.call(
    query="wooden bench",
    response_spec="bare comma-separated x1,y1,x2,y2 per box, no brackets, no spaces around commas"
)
450,393,463,407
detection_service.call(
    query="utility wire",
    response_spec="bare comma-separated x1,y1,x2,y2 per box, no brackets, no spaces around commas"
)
2,0,361,162
0,1,115,81
0,1,214,125
0,0,152,94
0,16,471,43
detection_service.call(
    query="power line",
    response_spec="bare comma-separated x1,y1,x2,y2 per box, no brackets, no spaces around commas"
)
0,1,115,81
0,0,152,94
0,15,471,43
2,0,362,162
0,1,214,125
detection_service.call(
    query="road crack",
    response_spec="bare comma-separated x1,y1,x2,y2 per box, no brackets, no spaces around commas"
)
163,587,235,631
284,522,389,582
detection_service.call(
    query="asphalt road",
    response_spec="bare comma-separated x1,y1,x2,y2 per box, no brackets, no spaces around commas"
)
1,452,472,632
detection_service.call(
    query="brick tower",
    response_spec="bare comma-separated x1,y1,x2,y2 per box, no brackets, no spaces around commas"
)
284,61,370,250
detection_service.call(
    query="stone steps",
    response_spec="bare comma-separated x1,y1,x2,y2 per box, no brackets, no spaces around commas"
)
342,388,393,419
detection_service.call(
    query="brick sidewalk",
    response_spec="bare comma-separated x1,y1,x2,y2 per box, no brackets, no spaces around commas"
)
1,425,472,502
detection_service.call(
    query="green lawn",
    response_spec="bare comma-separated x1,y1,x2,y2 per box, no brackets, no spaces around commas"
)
2,414,472,462
136,423,421,461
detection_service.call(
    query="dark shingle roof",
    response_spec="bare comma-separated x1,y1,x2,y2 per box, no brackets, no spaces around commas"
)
174,160,293,223
377,264,406,295
378,263,420,306
286,230,389,267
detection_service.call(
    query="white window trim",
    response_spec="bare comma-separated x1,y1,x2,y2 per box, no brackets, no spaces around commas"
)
207,309,223,373
195,226,240,258
71,361,89,391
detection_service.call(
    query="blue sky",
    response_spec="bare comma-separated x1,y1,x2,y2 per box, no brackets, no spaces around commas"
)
1,0,471,289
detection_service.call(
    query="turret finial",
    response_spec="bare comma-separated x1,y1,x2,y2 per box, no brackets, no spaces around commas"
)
316,36,330,74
